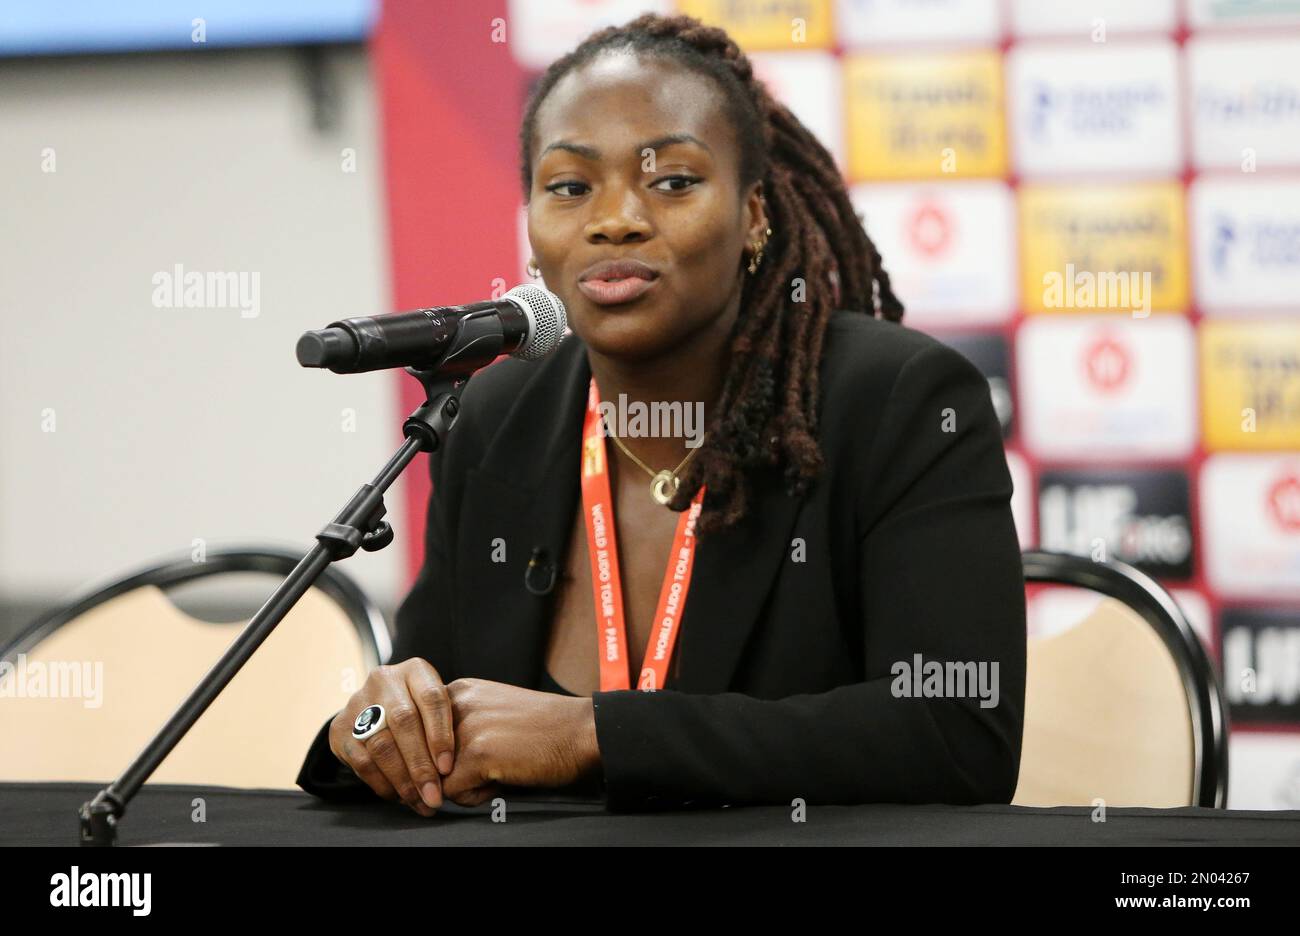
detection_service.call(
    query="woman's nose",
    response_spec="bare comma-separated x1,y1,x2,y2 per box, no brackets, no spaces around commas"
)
584,187,652,244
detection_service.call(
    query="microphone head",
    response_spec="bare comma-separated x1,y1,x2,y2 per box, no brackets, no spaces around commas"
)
503,284,567,361
296,327,356,369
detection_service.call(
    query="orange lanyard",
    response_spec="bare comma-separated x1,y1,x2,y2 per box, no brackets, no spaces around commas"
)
581,377,705,692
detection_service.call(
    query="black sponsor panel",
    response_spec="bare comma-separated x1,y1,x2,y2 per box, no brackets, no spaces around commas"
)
1037,467,1193,579
1220,606,1300,727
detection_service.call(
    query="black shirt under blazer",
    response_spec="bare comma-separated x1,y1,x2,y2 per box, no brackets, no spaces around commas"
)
297,310,1027,810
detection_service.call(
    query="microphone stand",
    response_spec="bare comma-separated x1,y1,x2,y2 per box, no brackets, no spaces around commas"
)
78,365,467,846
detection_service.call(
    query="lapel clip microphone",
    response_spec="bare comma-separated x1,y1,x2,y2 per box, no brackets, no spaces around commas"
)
524,546,558,596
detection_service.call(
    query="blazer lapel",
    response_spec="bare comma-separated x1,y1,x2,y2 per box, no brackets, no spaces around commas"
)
454,336,590,687
453,333,806,696
673,471,804,694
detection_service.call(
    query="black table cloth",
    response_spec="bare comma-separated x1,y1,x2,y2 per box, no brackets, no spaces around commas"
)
3,782,1299,846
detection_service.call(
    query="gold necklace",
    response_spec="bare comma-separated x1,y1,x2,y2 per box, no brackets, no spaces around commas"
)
605,429,706,506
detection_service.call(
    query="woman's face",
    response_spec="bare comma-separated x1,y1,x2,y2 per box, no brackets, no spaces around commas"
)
527,52,767,363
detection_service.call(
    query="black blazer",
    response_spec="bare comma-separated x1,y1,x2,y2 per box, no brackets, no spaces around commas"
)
297,310,1026,810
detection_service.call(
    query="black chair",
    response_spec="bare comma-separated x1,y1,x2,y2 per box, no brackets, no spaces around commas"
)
0,544,390,788
1016,550,1228,809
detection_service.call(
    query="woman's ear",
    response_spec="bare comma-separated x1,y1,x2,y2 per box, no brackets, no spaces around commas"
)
744,182,768,245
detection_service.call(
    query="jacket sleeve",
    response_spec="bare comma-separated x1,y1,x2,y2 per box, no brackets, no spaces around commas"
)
588,342,1027,810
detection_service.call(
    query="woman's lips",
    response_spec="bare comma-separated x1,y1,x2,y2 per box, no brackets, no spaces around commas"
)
576,276,659,306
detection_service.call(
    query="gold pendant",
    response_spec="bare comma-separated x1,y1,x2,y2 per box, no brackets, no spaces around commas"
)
651,470,678,506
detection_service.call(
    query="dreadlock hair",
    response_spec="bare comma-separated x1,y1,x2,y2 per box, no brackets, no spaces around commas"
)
518,13,904,536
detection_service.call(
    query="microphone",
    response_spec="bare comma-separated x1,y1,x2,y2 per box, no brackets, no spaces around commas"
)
296,284,567,375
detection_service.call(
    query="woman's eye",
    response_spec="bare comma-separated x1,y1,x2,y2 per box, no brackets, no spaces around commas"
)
652,174,701,193
545,180,589,198
544,175,700,198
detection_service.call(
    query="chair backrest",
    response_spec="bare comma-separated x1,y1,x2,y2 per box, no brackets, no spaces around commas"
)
1014,550,1229,809
0,545,389,789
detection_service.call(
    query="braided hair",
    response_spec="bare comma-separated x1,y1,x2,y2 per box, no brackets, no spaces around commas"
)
519,13,904,535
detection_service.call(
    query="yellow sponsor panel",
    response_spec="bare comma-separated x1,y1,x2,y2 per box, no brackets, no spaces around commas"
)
675,0,833,50
1201,321,1300,451
844,50,1005,180
1019,183,1188,315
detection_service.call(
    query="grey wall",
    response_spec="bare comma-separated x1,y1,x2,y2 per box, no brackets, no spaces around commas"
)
0,46,404,642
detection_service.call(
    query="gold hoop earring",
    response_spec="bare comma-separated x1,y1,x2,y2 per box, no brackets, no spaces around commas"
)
747,226,773,275
527,257,541,278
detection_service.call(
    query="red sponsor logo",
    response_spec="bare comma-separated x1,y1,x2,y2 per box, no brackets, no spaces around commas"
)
907,201,952,258
1083,333,1132,393
1267,470,1300,533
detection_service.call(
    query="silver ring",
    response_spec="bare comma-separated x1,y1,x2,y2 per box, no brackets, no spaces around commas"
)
351,703,386,741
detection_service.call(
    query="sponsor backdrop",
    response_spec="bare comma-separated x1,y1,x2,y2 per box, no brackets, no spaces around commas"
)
377,0,1300,807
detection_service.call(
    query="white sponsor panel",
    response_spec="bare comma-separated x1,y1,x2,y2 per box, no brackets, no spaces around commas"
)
1189,37,1300,170
1007,449,1034,549
1008,41,1181,177
1191,177,1300,313
850,181,1015,325
1010,0,1176,37
835,0,1002,46
1202,454,1300,598
750,52,845,169
506,0,672,70
1189,0,1300,31
1228,733,1300,810
1018,317,1196,459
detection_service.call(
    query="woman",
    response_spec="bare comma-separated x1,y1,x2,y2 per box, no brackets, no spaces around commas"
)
297,13,1025,815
